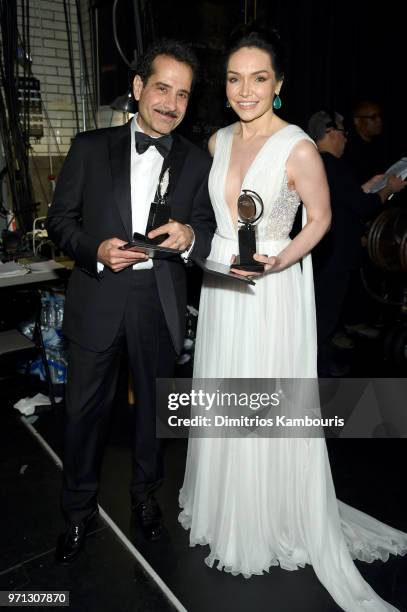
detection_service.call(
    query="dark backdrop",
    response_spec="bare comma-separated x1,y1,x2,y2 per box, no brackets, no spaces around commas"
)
95,0,407,159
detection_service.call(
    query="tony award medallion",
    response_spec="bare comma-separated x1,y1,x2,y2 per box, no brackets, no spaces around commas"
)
233,189,264,272
144,167,171,243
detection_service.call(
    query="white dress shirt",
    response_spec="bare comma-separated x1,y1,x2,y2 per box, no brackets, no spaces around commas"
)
97,114,194,273
129,115,163,269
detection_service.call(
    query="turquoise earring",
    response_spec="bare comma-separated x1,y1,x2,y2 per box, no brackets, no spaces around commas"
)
273,94,282,110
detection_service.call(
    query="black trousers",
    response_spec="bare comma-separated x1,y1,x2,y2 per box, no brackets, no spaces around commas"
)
61,270,176,523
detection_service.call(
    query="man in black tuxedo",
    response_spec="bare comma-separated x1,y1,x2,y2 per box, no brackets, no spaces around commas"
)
47,39,215,563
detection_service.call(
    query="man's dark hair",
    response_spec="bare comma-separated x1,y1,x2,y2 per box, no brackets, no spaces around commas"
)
136,39,199,88
351,99,382,118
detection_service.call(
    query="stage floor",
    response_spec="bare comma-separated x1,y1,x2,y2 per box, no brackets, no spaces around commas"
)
1,367,406,612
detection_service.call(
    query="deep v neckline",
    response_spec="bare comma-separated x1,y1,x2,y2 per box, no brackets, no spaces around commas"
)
222,123,291,232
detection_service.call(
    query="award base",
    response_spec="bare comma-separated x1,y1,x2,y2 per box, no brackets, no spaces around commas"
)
145,202,171,244
234,226,265,272
232,259,265,272
120,236,182,258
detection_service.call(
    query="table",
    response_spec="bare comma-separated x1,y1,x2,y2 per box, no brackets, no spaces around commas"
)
0,260,71,408
0,260,68,288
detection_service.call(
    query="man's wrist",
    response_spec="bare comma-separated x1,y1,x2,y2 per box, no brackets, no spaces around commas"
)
185,224,194,249
182,225,195,261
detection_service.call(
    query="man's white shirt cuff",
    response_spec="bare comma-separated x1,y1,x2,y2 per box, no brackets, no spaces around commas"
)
181,225,195,262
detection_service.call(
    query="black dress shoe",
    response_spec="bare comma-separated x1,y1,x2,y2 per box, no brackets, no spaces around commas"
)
55,508,98,565
132,497,162,542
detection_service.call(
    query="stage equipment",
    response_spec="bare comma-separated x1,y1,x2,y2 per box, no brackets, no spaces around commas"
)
365,205,407,368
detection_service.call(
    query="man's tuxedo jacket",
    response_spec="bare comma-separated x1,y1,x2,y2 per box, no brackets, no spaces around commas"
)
47,122,215,353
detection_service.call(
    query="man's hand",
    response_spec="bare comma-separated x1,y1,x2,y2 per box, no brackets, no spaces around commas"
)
362,174,386,193
97,237,148,272
386,174,407,194
377,174,407,203
147,219,194,251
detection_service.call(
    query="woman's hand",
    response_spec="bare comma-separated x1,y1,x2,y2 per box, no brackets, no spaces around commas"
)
253,254,281,272
229,254,260,278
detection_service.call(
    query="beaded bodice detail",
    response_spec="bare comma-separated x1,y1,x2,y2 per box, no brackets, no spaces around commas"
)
261,173,300,240
208,123,312,242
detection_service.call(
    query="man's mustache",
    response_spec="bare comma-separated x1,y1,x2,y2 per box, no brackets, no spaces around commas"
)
154,108,178,119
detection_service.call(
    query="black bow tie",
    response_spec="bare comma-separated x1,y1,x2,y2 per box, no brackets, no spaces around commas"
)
135,131,173,157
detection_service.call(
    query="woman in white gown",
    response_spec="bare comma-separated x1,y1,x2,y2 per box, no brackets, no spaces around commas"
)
178,24,407,612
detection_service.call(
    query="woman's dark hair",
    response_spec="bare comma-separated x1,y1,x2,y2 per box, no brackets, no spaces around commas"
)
225,22,286,81
136,38,199,88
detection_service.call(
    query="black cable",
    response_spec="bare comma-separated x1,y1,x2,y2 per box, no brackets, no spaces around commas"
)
14,1,34,224
25,0,31,145
88,2,99,109
0,0,35,233
63,0,80,132
0,57,18,212
15,29,63,157
112,0,132,68
74,0,98,128
86,4,99,128
144,0,156,42
21,0,26,145
132,0,143,59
